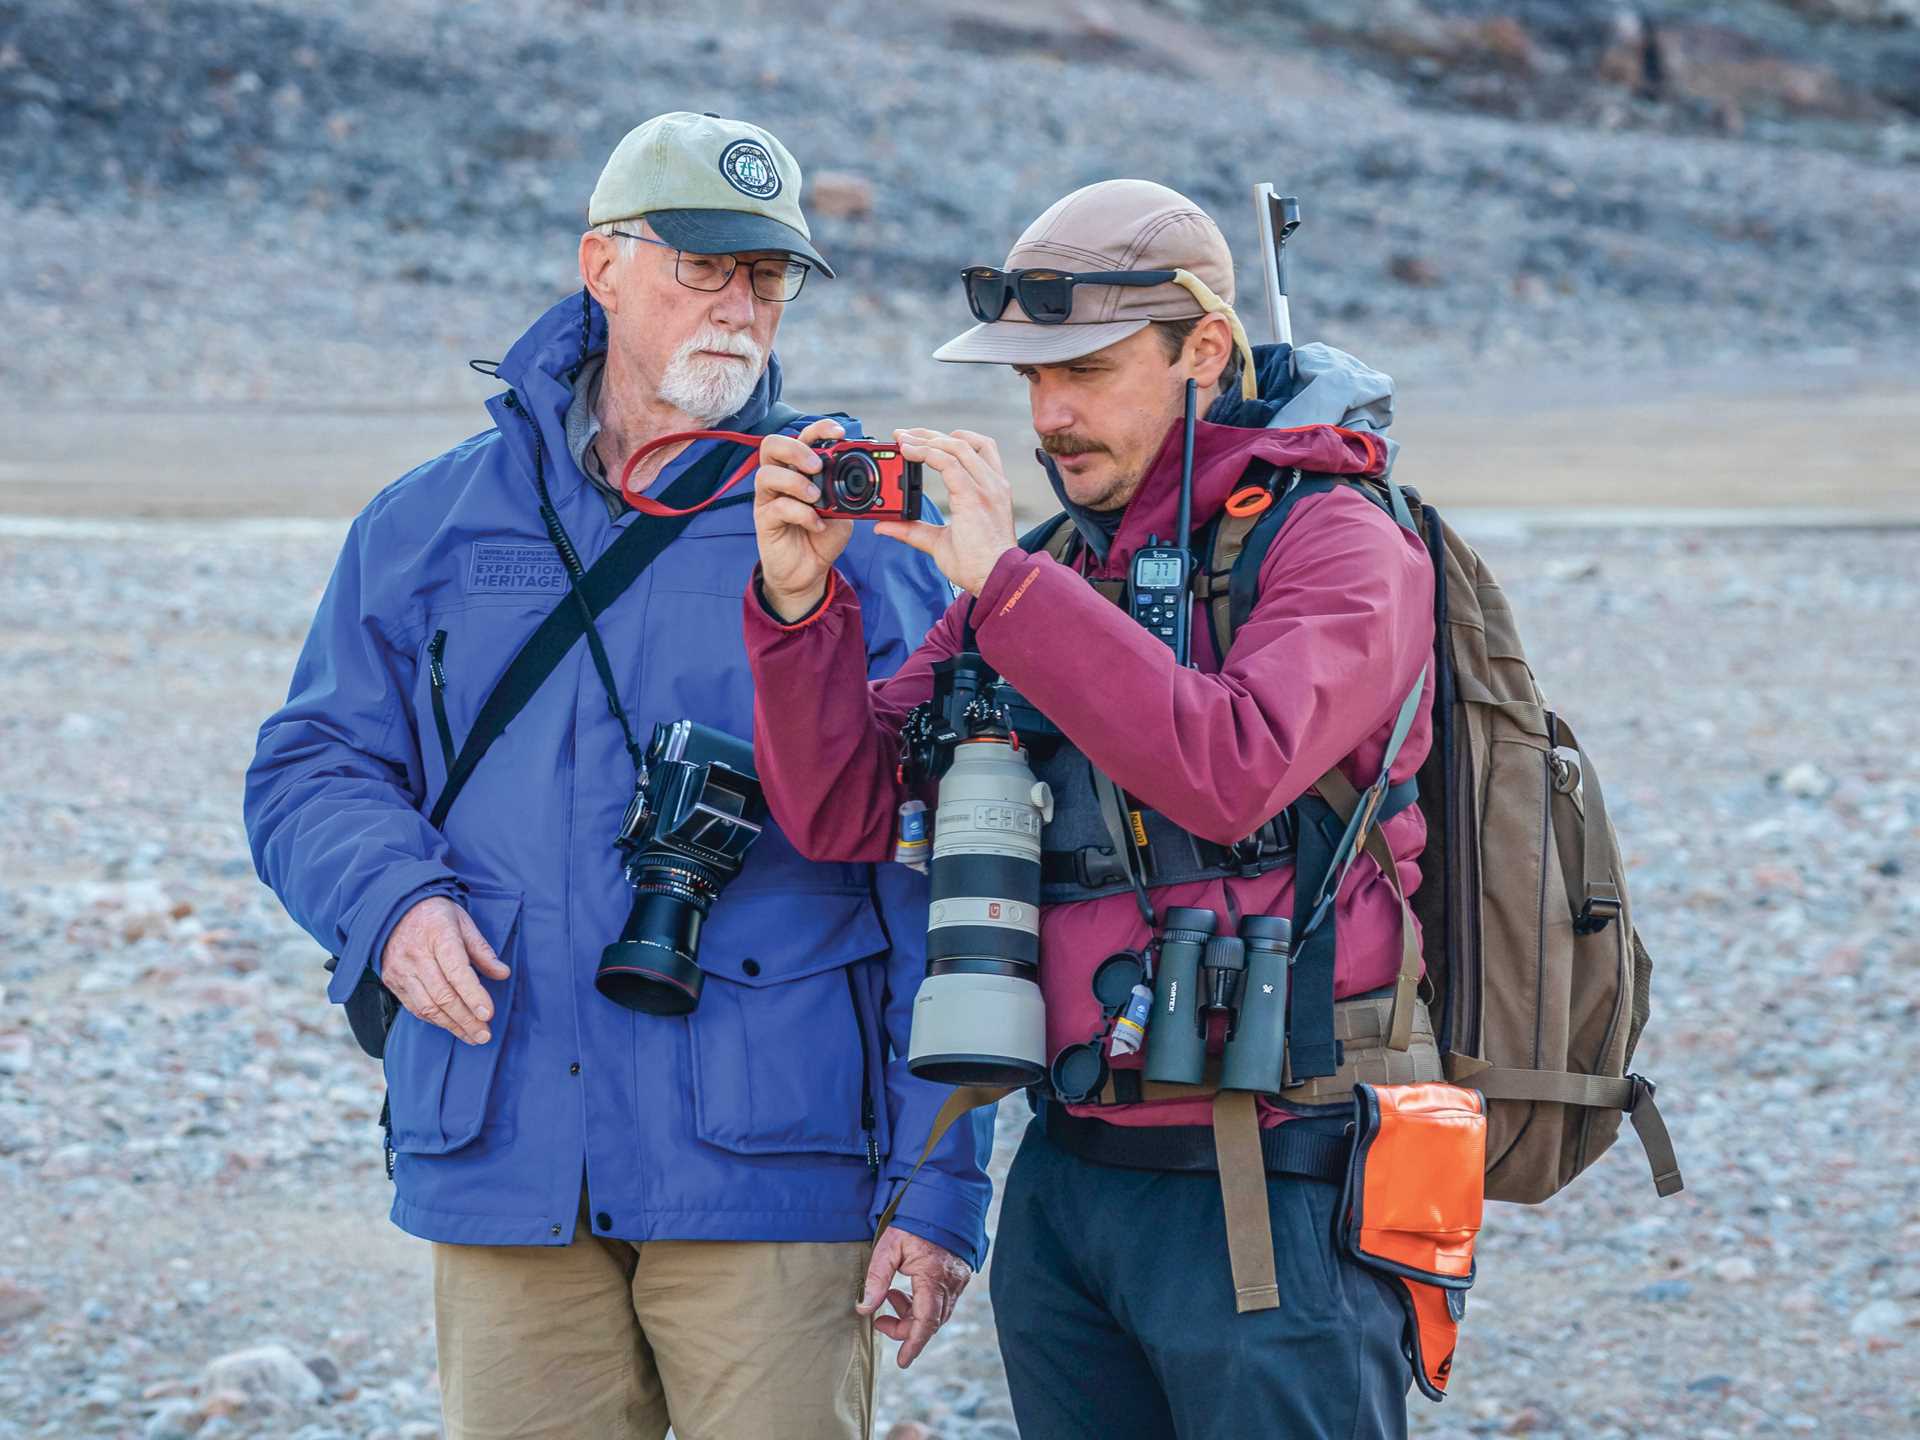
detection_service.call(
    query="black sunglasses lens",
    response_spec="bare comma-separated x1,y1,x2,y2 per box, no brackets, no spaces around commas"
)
963,269,1014,324
1017,273,1075,324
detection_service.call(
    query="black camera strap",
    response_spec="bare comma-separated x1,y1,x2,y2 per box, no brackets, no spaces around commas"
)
428,397,799,831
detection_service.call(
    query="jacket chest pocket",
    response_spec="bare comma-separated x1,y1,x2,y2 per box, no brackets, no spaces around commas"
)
682,888,890,1159
649,505,760,598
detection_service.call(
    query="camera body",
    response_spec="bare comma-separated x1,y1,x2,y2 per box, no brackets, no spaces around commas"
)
811,439,924,520
597,720,766,1015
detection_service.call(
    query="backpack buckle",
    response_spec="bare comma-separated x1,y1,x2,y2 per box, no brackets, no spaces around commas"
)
1575,884,1621,934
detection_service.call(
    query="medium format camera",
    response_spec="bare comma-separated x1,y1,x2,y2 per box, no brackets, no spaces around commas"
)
811,439,924,520
597,720,766,1016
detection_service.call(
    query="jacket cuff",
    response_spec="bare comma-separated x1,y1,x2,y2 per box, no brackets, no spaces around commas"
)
328,863,462,1004
748,566,841,632
873,1176,989,1271
972,547,1049,624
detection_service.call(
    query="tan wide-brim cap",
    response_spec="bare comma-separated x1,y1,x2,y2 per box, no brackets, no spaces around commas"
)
934,178,1234,364
588,111,834,277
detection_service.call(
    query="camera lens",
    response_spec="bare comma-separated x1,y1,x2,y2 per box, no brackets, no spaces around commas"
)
829,451,881,511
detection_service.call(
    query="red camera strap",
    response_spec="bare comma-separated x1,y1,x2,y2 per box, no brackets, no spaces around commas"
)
617,429,768,516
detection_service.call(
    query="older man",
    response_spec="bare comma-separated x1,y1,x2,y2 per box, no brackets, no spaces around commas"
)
244,113,989,1440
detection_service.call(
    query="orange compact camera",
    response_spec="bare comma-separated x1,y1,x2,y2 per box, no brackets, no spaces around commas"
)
811,440,924,520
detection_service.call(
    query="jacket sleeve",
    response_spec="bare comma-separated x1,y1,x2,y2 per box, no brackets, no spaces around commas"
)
743,560,969,862
746,541,991,1264
970,488,1434,844
243,512,462,1003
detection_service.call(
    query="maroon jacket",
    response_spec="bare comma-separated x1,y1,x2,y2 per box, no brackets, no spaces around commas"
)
742,417,1435,1129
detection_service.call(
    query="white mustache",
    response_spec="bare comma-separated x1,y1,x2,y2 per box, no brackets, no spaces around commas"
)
673,328,762,366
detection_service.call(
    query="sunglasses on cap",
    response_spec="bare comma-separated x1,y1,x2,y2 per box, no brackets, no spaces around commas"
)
961,266,1201,325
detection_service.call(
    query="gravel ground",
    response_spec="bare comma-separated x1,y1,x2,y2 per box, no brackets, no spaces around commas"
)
0,513,1915,1439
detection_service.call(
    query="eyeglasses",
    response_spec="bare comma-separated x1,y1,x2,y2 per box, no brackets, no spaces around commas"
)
612,229,811,303
960,266,1183,325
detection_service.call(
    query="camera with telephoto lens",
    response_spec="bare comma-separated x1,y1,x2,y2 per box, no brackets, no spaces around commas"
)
811,439,924,520
899,652,1060,1086
597,720,766,1016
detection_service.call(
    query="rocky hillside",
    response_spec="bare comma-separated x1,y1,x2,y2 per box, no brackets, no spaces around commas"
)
1,0,1915,405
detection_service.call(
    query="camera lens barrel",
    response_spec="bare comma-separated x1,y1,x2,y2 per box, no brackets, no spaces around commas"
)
1219,915,1291,1094
1143,906,1219,1086
908,737,1049,1086
595,858,720,1015
828,450,881,511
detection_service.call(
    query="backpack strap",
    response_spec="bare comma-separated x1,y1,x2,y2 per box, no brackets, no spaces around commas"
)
1206,470,1430,1080
1020,511,1125,605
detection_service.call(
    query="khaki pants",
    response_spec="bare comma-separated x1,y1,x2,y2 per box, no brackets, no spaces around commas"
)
433,1201,873,1440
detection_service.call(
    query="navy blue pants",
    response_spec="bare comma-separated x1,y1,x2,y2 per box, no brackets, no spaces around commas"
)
989,1116,1411,1440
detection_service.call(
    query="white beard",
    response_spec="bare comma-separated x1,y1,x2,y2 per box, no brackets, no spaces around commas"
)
657,328,766,423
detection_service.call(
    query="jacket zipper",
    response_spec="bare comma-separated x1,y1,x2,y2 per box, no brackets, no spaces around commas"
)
427,629,455,770
846,967,880,1172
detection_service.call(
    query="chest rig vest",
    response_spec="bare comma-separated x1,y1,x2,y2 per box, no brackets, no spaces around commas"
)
1012,459,1425,1085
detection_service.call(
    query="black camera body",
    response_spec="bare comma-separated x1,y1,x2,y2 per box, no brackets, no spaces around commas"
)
597,720,766,1015
811,439,924,521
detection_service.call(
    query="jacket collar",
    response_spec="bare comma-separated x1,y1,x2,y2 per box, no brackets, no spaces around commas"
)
487,289,783,506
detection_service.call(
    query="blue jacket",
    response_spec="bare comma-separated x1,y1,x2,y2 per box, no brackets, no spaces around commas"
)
244,293,992,1263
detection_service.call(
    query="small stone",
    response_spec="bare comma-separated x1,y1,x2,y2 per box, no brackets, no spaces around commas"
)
807,171,875,219
1777,763,1833,799
1389,253,1443,287
304,1353,342,1392
201,1342,323,1409
0,1278,47,1328
145,1399,198,1440
1713,1256,1759,1283
0,1032,32,1076
1848,1298,1908,1340
1636,1278,1694,1302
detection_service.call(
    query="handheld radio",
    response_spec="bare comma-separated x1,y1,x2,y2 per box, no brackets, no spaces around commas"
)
1130,378,1200,665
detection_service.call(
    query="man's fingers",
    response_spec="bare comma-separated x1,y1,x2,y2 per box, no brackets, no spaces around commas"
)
897,1279,944,1369
859,1236,902,1314
755,464,822,507
871,1287,915,1340
763,496,827,535
759,419,840,473
453,906,509,981
949,428,1004,472
871,520,944,556
423,927,489,1043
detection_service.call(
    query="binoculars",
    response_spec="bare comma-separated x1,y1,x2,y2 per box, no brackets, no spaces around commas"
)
1142,907,1292,1093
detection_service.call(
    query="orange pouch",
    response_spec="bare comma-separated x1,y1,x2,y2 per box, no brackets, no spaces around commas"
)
1339,1082,1486,1401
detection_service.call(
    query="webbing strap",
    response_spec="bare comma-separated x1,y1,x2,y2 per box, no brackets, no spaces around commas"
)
1447,1058,1684,1198
1287,765,1422,1079
1212,1092,1280,1312
871,1084,1012,1239
1312,768,1423,1053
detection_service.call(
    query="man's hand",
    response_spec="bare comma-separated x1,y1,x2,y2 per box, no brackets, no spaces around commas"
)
379,896,510,1046
876,428,1018,597
857,1228,974,1369
753,417,856,622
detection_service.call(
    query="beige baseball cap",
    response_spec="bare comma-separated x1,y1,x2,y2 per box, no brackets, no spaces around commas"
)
933,178,1240,367
588,111,833,278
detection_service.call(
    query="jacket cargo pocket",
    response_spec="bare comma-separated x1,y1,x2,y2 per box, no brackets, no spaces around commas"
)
382,886,523,1154
685,888,889,1158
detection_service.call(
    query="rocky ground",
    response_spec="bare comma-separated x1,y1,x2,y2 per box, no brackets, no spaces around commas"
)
0,513,1914,1438
2,0,1918,410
